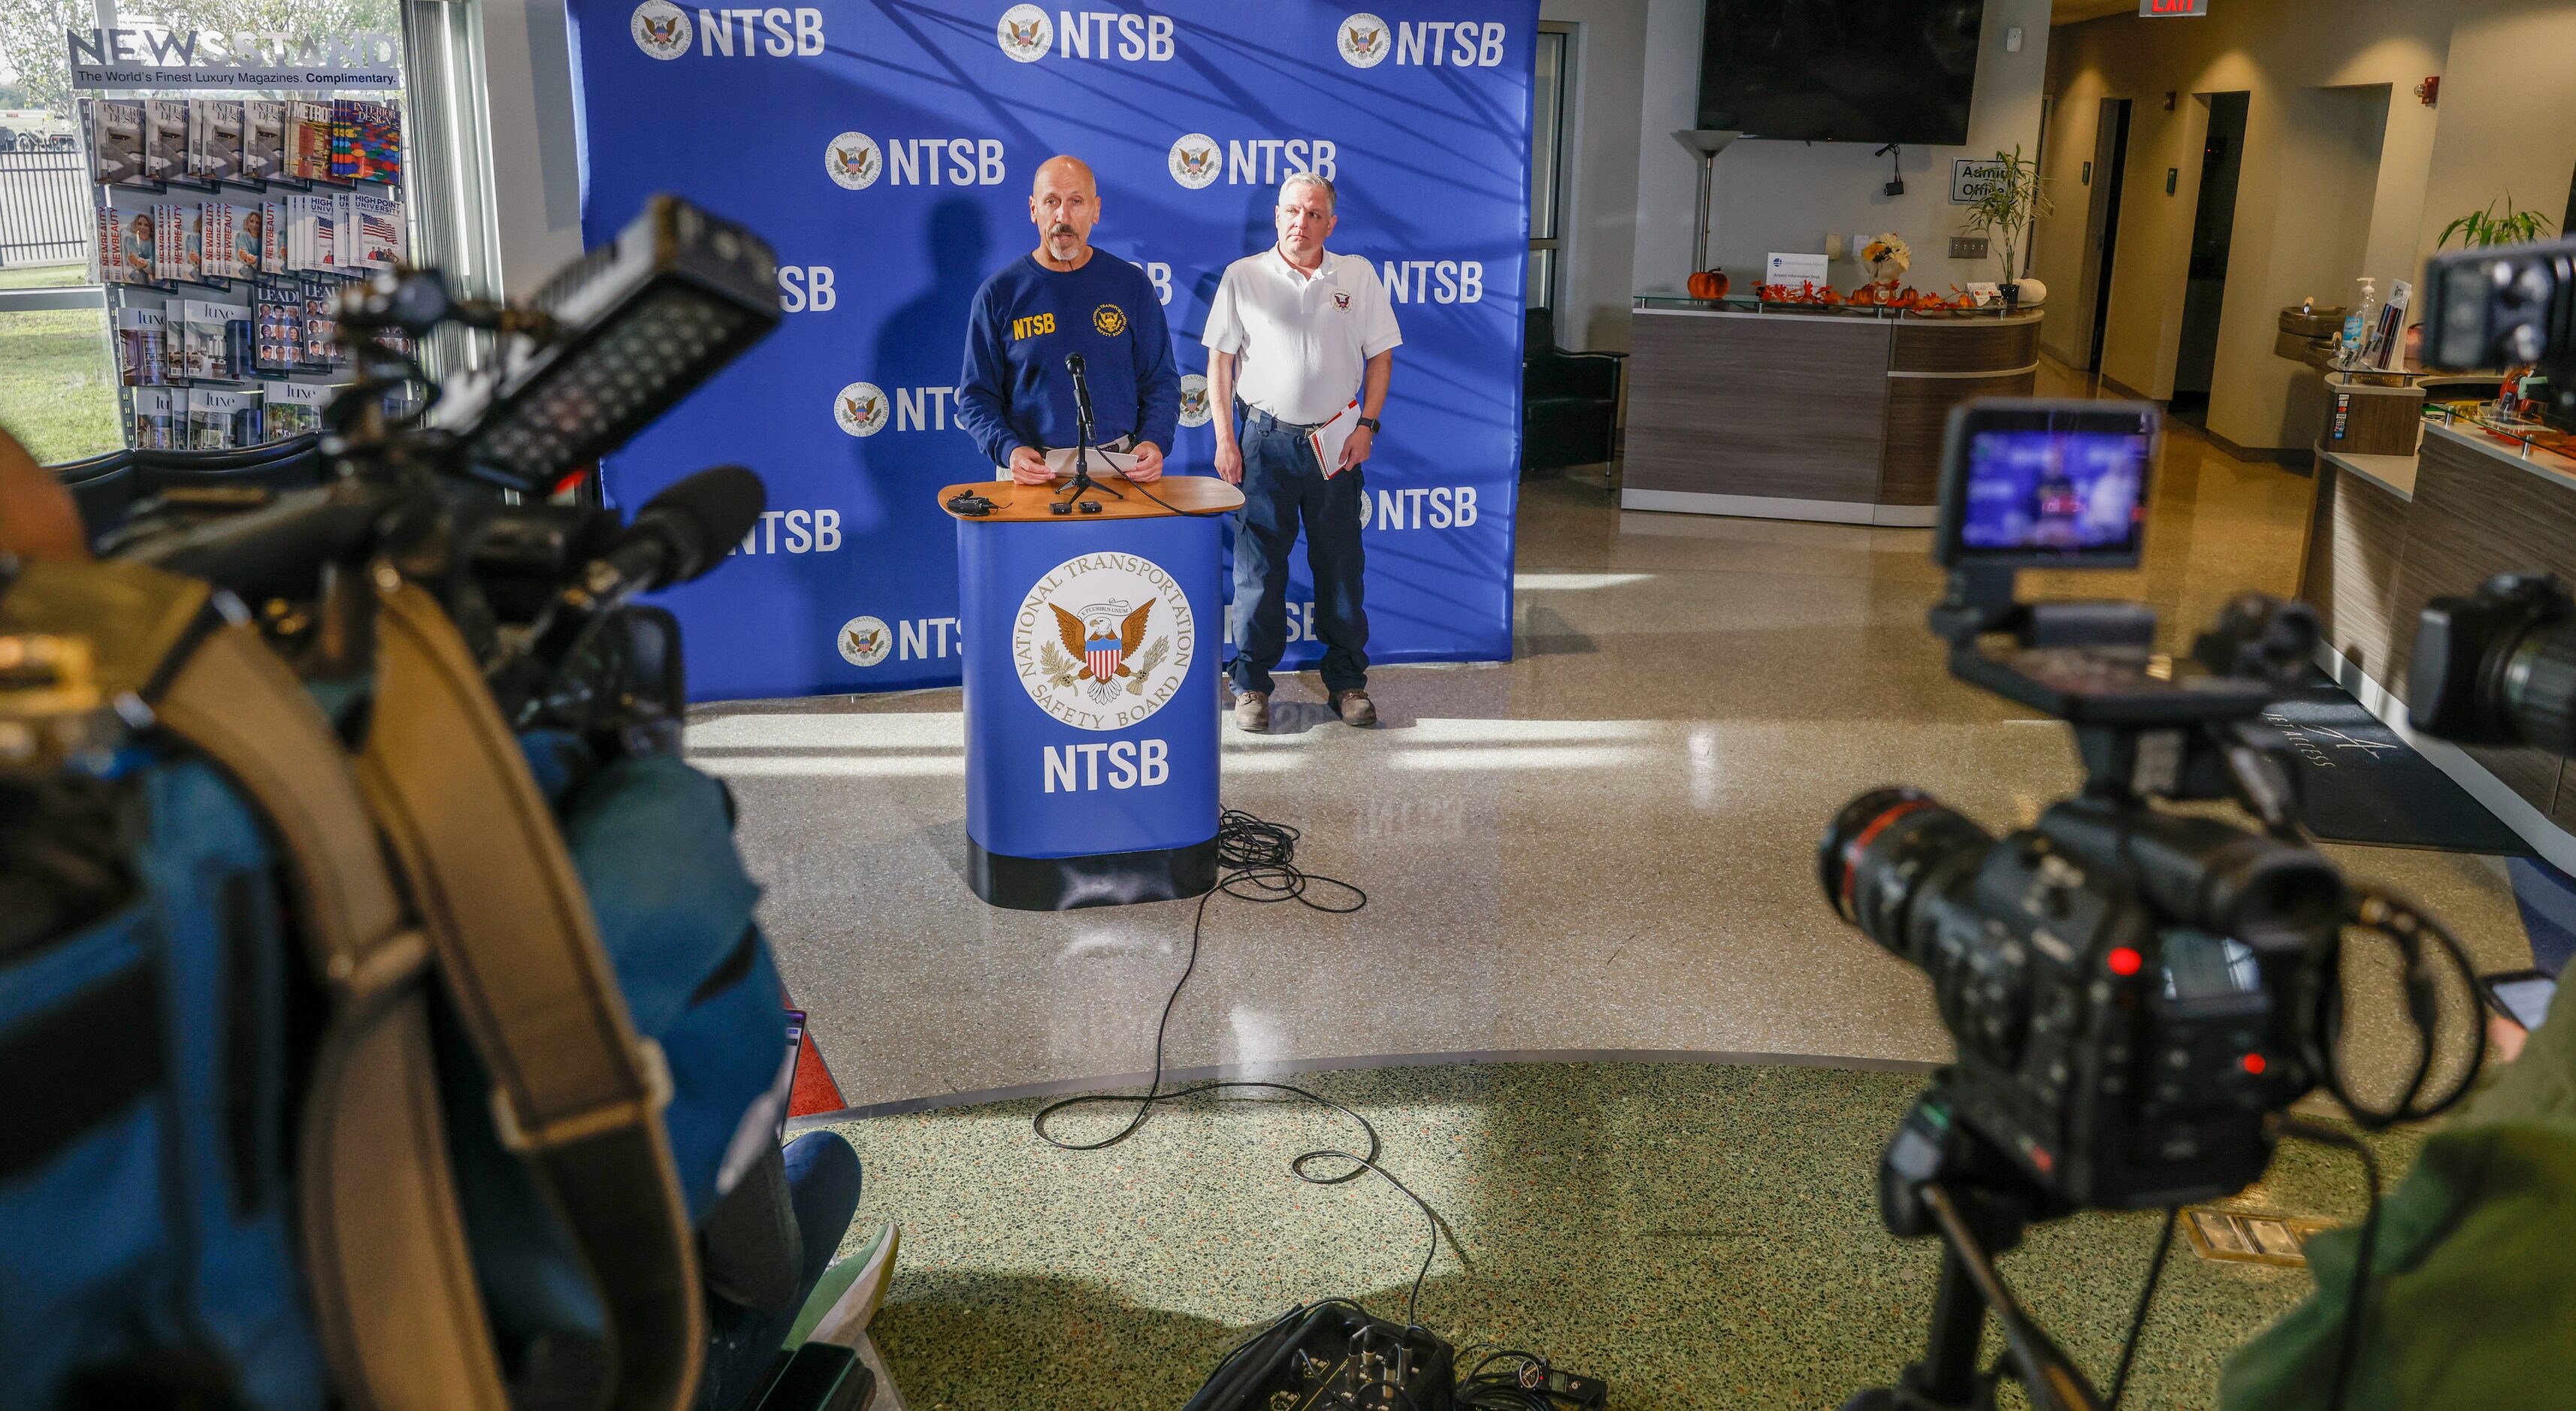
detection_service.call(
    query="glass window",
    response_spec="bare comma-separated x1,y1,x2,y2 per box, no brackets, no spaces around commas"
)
1528,26,1568,313
1,108,119,462
0,261,119,464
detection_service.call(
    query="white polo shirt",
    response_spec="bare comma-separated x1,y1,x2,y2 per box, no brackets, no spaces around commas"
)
1201,246,1402,426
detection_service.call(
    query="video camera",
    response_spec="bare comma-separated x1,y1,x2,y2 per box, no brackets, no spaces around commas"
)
106,194,781,747
1819,400,2484,1411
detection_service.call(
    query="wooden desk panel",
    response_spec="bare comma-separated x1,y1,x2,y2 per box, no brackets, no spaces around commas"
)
1625,313,1891,503
1888,316,2041,374
1879,370,2040,505
2299,460,2412,684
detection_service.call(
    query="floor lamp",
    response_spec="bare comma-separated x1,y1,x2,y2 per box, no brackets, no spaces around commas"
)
1672,129,1740,276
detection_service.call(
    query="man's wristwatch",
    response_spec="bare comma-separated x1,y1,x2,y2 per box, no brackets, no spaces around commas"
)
1356,416,1381,433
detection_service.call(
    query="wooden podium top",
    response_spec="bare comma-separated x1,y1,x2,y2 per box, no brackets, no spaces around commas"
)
936,474,1244,522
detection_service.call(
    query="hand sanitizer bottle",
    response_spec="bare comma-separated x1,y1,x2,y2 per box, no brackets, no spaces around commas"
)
2341,278,2377,367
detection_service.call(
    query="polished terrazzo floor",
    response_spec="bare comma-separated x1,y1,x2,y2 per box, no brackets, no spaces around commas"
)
694,363,2535,1114
819,1062,2423,1411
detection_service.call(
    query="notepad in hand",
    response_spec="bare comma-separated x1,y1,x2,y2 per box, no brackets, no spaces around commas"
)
1308,400,1362,478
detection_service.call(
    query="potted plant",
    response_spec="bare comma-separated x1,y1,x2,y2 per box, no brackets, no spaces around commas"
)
1961,144,2053,305
2437,193,2559,249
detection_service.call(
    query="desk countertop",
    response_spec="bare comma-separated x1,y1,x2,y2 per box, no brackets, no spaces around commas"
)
2317,444,2420,500
938,475,1244,522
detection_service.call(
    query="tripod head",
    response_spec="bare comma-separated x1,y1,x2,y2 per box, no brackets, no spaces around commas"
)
1846,1087,2101,1411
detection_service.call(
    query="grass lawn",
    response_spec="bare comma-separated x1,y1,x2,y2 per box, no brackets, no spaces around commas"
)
0,261,122,463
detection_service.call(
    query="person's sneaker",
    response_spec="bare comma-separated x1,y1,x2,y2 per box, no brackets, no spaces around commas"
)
1232,690,1271,732
791,1221,901,1349
1331,690,1377,727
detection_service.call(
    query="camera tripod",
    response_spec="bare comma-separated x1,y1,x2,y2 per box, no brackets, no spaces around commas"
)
1843,1089,2103,1411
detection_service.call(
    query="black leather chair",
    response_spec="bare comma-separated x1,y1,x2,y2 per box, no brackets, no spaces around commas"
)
1522,307,1624,474
51,450,141,547
54,436,328,549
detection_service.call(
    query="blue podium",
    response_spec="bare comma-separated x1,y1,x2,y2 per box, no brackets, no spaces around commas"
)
944,476,1245,910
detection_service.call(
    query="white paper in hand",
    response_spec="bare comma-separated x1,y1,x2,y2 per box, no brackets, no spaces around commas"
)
1307,400,1362,478
1042,446,1141,479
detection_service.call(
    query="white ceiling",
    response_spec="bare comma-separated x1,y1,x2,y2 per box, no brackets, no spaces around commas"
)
2052,0,2138,23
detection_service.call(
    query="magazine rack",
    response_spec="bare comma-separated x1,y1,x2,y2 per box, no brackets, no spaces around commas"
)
78,86,409,454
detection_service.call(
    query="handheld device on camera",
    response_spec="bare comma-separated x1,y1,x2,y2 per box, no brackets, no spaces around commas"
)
1820,400,2487,1411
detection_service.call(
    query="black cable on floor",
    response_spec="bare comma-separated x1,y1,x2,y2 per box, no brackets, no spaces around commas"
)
2103,1206,2178,1410
1456,1350,1564,1410
1030,809,1457,1325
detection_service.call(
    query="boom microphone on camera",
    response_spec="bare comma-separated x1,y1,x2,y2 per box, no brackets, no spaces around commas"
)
568,464,766,609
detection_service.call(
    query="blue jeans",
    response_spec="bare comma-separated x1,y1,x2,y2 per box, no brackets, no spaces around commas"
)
1231,409,1369,696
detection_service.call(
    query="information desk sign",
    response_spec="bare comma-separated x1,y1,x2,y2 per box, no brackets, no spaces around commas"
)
942,476,1244,910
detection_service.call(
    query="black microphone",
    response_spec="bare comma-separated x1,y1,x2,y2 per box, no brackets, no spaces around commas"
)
1064,351,1098,434
567,464,765,609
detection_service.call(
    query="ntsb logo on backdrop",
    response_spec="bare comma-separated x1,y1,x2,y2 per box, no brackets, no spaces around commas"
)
1337,13,1389,67
1338,13,1507,67
1168,134,1337,189
631,0,692,57
825,132,880,189
998,3,1175,62
1168,134,1219,189
631,0,823,56
826,132,1008,189
837,615,893,666
833,381,890,436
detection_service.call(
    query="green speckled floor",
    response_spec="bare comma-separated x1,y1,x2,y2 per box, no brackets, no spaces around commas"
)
820,1062,2419,1410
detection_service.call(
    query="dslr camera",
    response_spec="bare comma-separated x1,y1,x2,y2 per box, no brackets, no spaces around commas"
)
1819,400,2481,1411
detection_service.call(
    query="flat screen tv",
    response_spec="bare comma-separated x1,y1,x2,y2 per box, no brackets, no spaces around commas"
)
1697,0,1985,146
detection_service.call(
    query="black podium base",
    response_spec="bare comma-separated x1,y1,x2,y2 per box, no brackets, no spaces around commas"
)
967,835,1220,911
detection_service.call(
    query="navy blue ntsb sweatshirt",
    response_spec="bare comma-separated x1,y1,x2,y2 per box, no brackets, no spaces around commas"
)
954,252,1179,468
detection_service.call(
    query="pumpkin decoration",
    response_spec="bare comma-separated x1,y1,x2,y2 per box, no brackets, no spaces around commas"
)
1686,268,1730,301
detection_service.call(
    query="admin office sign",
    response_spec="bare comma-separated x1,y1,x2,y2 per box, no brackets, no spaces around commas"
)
68,28,400,89
567,0,1535,699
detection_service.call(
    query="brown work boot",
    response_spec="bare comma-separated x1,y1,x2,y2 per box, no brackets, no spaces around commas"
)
1331,689,1377,727
1232,689,1271,733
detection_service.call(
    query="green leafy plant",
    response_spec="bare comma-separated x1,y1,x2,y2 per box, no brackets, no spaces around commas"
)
2438,194,2559,250
1961,144,2054,286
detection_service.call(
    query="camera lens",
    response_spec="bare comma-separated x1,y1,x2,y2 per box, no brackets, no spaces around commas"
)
1819,788,1994,954
2501,621,2576,752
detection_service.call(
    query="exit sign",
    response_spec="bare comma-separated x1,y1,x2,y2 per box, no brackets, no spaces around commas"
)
2141,0,2209,14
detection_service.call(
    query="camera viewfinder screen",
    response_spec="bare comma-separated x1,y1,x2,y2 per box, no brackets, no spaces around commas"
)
1958,431,2150,559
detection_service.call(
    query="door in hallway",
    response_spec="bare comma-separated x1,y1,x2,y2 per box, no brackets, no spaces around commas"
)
2170,92,2250,426
2084,98,2131,373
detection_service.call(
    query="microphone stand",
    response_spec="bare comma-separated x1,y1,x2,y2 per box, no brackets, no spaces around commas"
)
1059,352,1123,513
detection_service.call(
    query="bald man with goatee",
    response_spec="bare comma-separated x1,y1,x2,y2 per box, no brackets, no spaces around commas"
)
954,154,1178,485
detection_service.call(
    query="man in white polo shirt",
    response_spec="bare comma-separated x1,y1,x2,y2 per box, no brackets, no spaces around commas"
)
1202,171,1400,732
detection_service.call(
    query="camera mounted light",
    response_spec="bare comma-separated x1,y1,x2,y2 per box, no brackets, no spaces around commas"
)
431,195,782,493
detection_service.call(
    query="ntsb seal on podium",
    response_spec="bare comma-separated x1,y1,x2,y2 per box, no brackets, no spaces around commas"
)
1011,552,1194,731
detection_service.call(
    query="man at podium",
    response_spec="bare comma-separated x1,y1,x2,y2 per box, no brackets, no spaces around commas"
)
955,154,1178,487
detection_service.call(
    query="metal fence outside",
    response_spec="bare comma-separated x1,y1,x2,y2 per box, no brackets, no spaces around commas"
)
0,149,94,268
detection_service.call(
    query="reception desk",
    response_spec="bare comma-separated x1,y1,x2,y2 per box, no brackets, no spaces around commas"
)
1620,298,2042,525
2302,415,2576,866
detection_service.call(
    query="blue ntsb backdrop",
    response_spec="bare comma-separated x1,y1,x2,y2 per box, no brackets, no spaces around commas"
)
566,0,1537,699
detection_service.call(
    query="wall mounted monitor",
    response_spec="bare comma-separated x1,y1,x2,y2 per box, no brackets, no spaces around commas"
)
1696,0,1986,147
